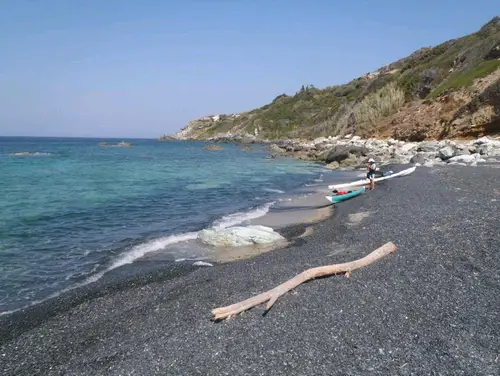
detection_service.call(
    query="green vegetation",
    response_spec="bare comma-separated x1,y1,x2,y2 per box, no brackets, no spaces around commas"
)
183,17,500,140
430,59,500,97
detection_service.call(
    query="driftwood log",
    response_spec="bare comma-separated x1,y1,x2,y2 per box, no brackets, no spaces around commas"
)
212,242,397,321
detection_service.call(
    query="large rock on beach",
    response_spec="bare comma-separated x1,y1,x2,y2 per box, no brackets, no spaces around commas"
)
323,145,368,164
447,154,478,164
197,225,285,247
417,141,440,152
438,146,455,160
410,152,435,165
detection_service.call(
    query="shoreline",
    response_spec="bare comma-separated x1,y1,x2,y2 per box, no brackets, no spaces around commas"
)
0,142,346,317
1,163,499,374
0,163,353,332
165,134,500,169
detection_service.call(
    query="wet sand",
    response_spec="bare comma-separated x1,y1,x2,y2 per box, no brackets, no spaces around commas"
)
251,190,334,228
143,172,347,264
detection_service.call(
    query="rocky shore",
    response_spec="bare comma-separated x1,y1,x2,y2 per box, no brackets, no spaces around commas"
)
159,130,500,169
266,135,500,169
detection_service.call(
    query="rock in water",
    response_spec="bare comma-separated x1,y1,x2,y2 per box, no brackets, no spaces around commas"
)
197,225,285,247
204,144,223,151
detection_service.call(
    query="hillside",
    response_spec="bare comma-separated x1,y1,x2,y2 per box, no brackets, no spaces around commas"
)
166,17,500,142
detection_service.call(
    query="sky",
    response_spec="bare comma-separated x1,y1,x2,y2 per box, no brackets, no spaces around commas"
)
0,1,498,138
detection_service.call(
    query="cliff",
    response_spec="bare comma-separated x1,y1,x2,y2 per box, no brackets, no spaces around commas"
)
170,17,500,142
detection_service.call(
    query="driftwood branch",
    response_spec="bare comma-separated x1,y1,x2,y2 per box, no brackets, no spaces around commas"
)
211,242,397,321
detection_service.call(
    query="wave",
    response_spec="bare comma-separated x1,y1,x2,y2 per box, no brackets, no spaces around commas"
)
211,202,274,228
262,188,285,194
0,232,199,317
110,202,274,267
0,201,275,317
9,152,52,156
106,232,199,271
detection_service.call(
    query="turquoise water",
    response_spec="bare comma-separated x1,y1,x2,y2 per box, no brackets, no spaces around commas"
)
0,137,329,313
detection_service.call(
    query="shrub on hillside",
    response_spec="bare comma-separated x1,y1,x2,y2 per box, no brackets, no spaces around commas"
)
352,82,406,125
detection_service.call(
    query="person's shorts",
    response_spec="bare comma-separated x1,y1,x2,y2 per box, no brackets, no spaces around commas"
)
367,172,375,179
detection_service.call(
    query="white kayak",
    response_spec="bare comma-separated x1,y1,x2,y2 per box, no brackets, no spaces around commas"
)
328,166,416,190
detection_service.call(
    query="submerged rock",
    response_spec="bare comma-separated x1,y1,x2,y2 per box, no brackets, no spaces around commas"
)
197,225,285,247
204,144,223,151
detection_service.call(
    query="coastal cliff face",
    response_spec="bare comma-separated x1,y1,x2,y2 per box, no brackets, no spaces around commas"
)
163,17,500,143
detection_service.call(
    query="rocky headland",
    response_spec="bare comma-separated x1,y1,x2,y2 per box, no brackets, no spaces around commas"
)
160,17,500,165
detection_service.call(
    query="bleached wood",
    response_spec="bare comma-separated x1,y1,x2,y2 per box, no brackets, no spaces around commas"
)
212,242,397,321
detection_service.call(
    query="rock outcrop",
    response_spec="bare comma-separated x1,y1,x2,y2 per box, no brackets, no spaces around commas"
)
265,135,500,168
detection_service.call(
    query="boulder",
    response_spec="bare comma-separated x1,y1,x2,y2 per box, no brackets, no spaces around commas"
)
314,142,333,152
197,225,285,248
447,155,476,164
268,144,284,153
293,144,307,152
473,137,500,147
417,141,440,152
325,161,340,169
477,144,490,155
410,152,434,165
453,148,470,156
324,145,368,164
400,142,418,153
468,145,478,154
438,146,455,160
339,153,359,167
476,142,500,156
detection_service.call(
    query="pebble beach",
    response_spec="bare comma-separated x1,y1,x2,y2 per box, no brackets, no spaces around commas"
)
1,162,499,375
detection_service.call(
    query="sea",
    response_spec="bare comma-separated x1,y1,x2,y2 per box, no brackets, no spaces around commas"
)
0,137,348,315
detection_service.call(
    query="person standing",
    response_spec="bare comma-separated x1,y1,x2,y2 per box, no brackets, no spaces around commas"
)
367,158,377,190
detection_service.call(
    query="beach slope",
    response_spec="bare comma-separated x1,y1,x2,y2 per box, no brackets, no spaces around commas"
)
1,165,499,375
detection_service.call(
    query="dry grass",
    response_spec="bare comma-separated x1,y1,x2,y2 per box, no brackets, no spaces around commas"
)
353,82,406,125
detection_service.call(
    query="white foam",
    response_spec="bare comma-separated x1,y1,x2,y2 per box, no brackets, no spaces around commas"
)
9,152,52,156
0,203,274,317
107,232,198,270
0,231,199,317
262,188,285,194
211,202,274,229
193,261,213,267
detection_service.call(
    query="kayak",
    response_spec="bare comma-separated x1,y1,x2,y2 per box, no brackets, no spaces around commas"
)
325,186,365,203
328,166,416,190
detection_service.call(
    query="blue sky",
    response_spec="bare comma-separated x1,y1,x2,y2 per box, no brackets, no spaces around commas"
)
0,0,498,138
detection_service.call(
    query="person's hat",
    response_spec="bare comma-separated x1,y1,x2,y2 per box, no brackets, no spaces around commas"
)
368,158,375,162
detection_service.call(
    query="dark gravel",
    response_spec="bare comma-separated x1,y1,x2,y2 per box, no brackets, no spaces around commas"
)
1,165,499,376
